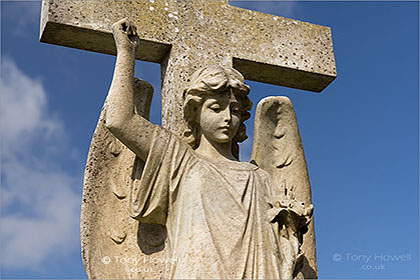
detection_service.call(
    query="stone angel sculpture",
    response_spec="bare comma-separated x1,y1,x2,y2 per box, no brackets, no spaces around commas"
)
81,18,315,279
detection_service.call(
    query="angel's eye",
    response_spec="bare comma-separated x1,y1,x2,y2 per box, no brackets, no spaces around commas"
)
209,104,221,112
232,106,241,114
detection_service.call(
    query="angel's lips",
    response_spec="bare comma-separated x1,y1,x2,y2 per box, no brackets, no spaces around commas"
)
218,126,230,132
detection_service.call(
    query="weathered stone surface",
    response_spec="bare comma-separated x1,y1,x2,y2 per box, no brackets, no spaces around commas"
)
101,23,315,276
40,0,336,135
39,2,337,278
81,79,166,279
252,96,318,279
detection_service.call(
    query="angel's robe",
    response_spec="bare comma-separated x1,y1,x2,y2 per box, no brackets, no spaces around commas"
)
128,127,284,279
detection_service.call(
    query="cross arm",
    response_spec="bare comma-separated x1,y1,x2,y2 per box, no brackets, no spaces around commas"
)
225,5,337,92
40,0,170,63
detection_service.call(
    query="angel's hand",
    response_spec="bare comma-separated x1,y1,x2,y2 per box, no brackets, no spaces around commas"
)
112,18,139,54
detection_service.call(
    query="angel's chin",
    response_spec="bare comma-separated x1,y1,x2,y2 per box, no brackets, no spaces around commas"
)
211,135,231,144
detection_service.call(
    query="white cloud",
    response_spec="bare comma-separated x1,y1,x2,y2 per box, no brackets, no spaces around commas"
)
1,59,81,270
1,59,63,157
3,1,41,37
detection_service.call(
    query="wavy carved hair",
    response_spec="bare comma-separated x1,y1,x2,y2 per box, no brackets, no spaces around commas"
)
183,65,252,159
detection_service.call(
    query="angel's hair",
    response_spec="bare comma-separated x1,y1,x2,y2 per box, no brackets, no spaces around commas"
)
183,65,252,159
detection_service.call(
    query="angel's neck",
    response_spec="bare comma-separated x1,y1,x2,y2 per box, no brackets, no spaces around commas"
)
195,135,238,162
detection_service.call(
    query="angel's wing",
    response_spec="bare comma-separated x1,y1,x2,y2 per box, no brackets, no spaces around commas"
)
81,79,167,279
251,96,317,279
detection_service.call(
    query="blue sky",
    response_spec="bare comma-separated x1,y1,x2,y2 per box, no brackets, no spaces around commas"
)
1,0,418,279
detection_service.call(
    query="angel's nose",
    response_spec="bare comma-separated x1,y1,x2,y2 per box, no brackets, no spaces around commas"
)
222,107,232,123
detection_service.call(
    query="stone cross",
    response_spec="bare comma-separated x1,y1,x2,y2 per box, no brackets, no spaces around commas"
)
40,0,336,134
40,0,336,278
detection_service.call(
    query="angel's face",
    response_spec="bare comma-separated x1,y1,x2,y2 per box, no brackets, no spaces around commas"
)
198,90,241,144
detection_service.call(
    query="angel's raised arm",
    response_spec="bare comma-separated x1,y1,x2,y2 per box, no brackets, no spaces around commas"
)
105,18,155,161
